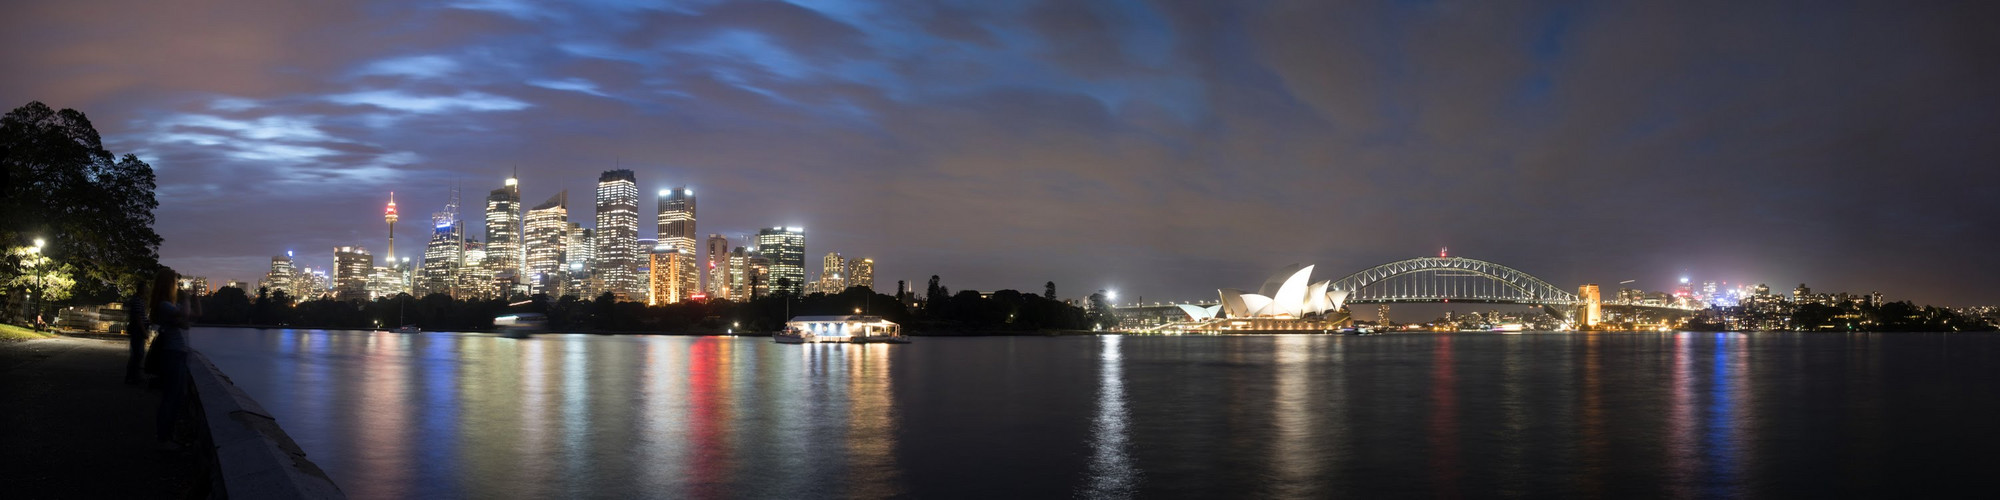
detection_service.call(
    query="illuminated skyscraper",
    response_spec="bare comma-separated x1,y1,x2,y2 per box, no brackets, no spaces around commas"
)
705,234,730,299
849,258,874,291
726,246,749,299
745,252,772,299
485,176,523,290
648,246,697,305
334,246,373,301
260,253,296,294
524,191,569,294
755,227,805,296
812,252,846,294
594,170,640,300
656,187,697,295
657,187,696,251
421,209,463,296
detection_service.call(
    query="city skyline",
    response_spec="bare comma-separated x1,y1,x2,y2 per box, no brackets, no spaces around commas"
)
5,2,1999,305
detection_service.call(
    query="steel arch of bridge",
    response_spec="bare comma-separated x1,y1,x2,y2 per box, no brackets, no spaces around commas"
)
1329,257,1578,306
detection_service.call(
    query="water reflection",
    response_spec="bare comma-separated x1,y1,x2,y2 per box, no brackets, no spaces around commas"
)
1084,335,1136,497
1429,334,1460,497
844,344,900,498
188,329,1992,498
1269,335,1319,497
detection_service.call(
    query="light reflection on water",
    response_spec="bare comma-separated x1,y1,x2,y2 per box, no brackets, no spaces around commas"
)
191,329,2000,498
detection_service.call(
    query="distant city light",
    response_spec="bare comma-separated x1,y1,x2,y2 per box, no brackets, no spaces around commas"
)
1106,290,1119,300
658,189,669,197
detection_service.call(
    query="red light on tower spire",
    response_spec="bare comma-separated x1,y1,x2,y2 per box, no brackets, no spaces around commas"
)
1440,247,1448,258
385,192,399,223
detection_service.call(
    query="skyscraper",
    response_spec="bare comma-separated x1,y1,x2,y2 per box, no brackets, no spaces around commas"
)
849,258,874,291
755,227,805,296
746,252,772,299
261,253,296,295
595,170,639,300
485,176,523,291
726,246,749,299
657,187,696,251
566,225,592,295
524,191,569,295
704,234,730,299
648,245,697,305
421,209,463,296
813,251,845,294
334,246,373,301
656,187,697,296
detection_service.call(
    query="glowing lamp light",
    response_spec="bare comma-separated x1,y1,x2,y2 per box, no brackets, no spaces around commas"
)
287,250,294,257
33,238,45,248
1106,290,1119,301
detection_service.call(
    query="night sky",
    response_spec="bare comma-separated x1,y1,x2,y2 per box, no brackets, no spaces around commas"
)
5,1,1998,306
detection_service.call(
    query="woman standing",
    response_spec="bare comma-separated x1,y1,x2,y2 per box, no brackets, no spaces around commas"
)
149,269,197,451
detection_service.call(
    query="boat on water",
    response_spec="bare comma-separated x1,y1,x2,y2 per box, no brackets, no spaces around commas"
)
393,325,421,334
495,312,547,338
772,329,816,344
775,315,909,344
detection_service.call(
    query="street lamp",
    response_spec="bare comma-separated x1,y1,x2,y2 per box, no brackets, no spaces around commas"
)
28,238,45,331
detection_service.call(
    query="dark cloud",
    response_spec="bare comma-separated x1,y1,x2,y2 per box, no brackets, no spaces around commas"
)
3,0,1999,306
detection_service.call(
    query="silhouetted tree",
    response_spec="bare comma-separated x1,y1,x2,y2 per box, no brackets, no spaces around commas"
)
1,102,161,304
1045,281,1057,300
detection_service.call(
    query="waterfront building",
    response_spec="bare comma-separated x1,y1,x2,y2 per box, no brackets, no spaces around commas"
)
594,169,640,300
705,234,730,299
1215,265,1348,320
485,176,523,293
648,246,697,305
524,191,569,294
850,258,874,291
755,227,805,296
1578,283,1602,327
334,246,373,301
1378,304,1391,325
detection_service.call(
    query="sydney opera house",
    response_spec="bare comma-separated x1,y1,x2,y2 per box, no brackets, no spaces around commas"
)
1170,264,1351,332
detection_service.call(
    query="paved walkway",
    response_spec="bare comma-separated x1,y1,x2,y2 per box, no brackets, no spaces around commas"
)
0,335,201,498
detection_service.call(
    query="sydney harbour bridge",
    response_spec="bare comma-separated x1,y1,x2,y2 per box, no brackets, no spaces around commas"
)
1115,252,1695,330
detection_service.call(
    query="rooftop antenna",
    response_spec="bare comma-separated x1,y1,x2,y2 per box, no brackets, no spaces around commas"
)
1440,247,1449,258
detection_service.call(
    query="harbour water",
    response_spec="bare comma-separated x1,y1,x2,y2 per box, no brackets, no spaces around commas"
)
192,328,2000,498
